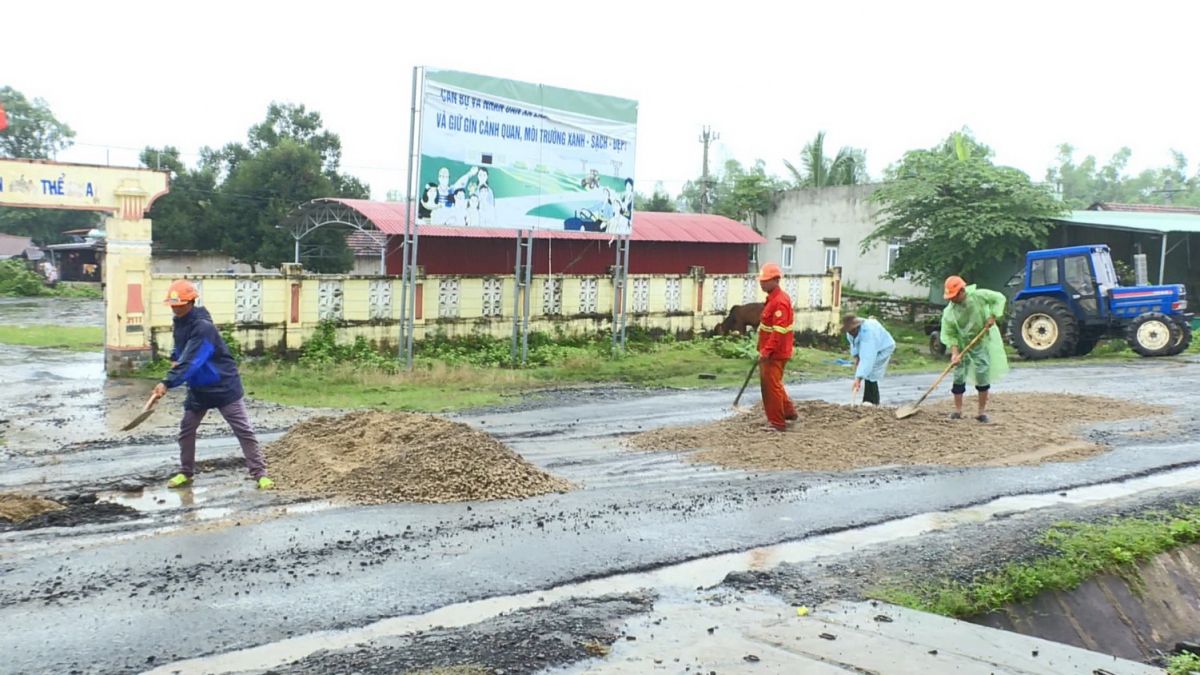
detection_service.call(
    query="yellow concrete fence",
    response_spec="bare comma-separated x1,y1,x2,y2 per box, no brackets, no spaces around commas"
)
144,269,843,359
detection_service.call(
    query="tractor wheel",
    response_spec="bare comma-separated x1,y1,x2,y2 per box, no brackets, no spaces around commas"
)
1125,312,1182,357
928,332,946,356
1165,318,1193,356
1073,336,1098,357
1007,298,1079,360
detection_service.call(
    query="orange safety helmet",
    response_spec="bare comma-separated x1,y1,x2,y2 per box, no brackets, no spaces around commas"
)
943,275,966,300
757,262,783,282
163,279,199,306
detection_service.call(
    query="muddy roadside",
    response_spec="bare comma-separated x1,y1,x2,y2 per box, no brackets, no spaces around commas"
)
717,483,1200,613
245,484,1200,675
266,592,656,675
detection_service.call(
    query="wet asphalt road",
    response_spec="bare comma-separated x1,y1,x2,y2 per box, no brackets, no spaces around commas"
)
2,358,1200,674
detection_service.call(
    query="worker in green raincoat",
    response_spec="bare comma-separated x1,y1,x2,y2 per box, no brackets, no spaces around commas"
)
940,275,1009,423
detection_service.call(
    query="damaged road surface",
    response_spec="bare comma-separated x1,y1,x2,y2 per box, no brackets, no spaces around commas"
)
2,355,1200,674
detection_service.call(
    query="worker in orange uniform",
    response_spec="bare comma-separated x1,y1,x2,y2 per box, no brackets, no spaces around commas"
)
756,263,798,432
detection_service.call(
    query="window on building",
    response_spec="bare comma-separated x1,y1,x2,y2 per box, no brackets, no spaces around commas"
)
824,244,839,269
781,244,794,269
886,237,911,279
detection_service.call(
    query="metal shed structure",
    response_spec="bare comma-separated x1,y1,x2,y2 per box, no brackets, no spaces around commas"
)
1051,209,1200,293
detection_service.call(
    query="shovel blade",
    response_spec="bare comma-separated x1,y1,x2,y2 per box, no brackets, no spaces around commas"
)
894,403,920,420
121,409,155,432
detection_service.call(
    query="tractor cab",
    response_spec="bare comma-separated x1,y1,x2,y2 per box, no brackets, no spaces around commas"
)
1007,245,1191,359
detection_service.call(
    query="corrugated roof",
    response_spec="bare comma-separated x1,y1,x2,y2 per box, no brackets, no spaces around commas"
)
345,230,385,257
301,198,764,244
0,233,34,257
1087,202,1200,215
1054,210,1200,234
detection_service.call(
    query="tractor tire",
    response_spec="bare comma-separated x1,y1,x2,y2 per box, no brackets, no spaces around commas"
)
1125,312,1182,357
1007,298,1079,360
1073,337,1098,357
928,332,946,356
1165,318,1193,356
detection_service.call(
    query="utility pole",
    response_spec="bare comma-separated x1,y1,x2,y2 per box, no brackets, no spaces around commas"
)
699,126,719,213
1151,177,1189,204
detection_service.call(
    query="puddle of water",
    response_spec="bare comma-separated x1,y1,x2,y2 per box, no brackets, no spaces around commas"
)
144,464,1200,675
0,297,104,326
101,486,211,512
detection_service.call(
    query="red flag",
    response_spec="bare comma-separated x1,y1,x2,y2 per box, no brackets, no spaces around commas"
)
0,100,7,131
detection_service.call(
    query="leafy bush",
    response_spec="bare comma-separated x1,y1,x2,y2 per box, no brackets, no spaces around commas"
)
706,333,757,360
301,320,398,372
219,324,244,363
0,259,48,297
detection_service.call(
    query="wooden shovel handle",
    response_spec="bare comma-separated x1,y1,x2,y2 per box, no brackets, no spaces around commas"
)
733,358,759,408
912,323,992,407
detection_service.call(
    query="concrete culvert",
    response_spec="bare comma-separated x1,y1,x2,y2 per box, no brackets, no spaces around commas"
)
264,410,575,504
625,393,1171,472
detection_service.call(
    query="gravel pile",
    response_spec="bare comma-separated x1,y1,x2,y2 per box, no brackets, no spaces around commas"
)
625,393,1169,472
264,410,574,504
0,493,65,522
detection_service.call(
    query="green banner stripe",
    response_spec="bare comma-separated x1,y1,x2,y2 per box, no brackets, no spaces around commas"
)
425,68,638,124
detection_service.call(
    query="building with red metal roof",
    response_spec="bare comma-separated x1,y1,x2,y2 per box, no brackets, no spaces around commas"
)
288,198,764,276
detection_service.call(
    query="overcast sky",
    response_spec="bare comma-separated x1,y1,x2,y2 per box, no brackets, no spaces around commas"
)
6,0,1197,201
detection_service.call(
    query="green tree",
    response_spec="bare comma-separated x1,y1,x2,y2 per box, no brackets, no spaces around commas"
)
0,87,94,243
1046,144,1200,208
863,131,1067,286
633,181,677,212
783,131,868,188
141,146,221,252
0,86,75,159
205,102,369,272
680,159,785,224
718,159,784,226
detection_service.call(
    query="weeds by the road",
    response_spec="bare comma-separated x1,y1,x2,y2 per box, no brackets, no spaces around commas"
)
3,314,1194,412
1168,650,1200,675
0,259,102,298
870,504,1200,618
0,325,103,351
1169,651,1200,675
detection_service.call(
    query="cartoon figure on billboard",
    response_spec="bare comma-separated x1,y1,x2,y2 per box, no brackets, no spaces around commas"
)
418,183,440,220
435,166,477,208
562,177,634,233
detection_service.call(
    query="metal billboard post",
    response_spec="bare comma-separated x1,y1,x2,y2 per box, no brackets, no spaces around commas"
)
398,66,420,367
619,232,631,350
521,231,533,363
510,230,523,364
400,67,426,371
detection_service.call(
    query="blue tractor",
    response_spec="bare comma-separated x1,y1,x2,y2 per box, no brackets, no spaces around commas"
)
1006,245,1193,359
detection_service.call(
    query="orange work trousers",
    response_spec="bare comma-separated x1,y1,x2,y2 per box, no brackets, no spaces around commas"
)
759,357,797,429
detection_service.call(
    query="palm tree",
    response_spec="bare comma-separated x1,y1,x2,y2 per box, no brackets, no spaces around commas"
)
783,131,868,188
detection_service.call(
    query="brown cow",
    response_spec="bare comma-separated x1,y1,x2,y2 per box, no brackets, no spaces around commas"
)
713,302,764,336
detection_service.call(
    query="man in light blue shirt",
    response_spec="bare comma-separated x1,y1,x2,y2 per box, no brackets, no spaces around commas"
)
844,312,896,406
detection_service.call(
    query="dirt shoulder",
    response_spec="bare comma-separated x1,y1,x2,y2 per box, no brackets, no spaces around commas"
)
717,484,1200,613
268,592,656,675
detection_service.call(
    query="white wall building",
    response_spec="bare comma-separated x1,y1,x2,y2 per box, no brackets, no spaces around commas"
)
759,184,930,299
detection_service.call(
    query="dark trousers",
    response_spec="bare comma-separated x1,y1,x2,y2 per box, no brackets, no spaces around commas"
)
178,398,265,478
863,380,881,406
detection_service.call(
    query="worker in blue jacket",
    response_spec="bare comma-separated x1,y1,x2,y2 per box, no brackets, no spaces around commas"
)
843,312,896,406
150,279,274,490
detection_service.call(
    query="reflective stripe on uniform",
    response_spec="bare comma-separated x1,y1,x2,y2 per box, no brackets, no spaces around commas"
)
758,324,794,334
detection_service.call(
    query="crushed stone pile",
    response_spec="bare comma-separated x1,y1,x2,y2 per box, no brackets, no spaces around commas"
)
264,410,574,504
0,493,65,522
626,393,1170,472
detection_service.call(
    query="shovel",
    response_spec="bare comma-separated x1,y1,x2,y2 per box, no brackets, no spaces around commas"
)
895,324,990,420
121,392,161,432
732,358,759,412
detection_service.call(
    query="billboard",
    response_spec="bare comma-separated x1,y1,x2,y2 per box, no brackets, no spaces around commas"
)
415,68,638,234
